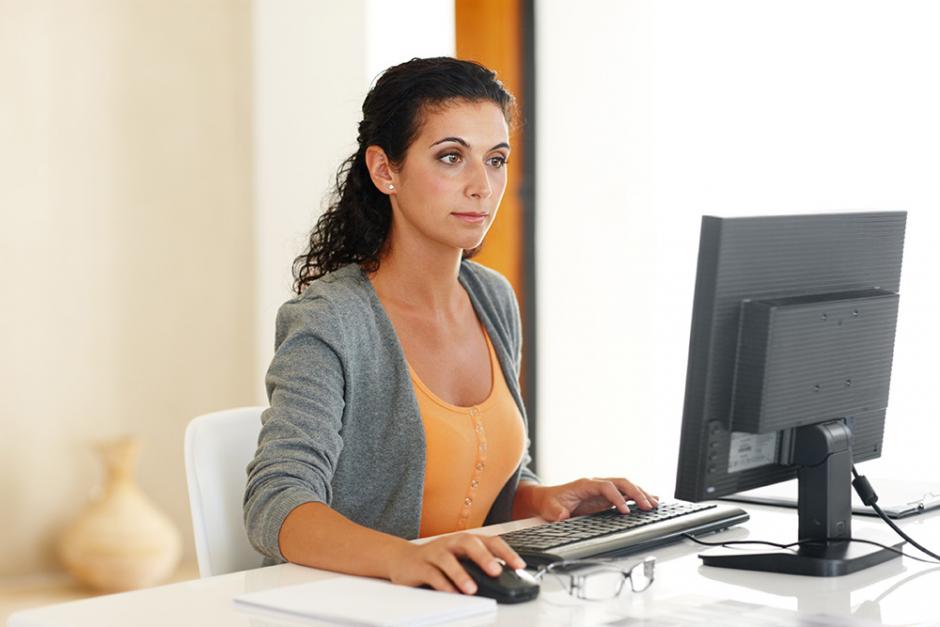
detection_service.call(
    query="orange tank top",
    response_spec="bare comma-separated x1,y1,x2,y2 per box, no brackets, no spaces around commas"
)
409,327,526,538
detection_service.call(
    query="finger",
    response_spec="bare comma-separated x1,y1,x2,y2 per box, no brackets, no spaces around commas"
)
423,565,459,593
454,534,502,578
605,477,655,510
483,535,527,570
563,479,623,516
572,494,620,516
433,549,478,595
593,479,631,513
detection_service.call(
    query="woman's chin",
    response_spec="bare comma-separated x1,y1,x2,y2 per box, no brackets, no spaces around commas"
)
424,229,488,255
434,233,486,253
458,238,486,253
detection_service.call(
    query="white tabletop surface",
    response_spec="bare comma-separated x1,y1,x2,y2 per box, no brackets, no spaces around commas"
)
9,503,940,626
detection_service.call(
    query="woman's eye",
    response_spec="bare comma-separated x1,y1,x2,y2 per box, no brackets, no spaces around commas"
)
488,156,509,168
439,153,461,165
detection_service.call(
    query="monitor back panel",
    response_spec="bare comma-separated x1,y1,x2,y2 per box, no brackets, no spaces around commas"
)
675,212,906,502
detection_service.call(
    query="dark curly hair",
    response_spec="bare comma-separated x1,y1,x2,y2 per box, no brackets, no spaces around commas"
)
292,57,516,294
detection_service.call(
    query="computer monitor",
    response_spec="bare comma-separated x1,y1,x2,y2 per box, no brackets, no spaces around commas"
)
674,211,907,576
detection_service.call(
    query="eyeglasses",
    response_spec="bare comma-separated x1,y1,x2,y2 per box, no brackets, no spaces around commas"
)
532,556,656,601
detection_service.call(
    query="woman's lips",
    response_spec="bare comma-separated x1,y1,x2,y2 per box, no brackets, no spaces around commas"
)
451,212,488,224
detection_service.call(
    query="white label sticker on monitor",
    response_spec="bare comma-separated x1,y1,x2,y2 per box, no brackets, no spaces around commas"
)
728,431,778,473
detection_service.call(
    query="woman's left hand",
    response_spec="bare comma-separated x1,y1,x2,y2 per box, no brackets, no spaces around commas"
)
514,478,659,522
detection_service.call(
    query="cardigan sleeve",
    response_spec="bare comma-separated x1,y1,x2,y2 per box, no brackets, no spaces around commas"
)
243,296,347,562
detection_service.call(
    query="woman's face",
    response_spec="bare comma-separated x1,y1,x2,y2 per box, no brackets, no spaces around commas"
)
389,99,510,255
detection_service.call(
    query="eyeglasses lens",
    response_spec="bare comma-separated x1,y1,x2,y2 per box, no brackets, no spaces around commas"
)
628,558,655,592
577,570,625,600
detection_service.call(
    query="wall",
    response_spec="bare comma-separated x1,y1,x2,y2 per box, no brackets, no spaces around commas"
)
0,0,255,576
365,0,455,85
536,1,940,493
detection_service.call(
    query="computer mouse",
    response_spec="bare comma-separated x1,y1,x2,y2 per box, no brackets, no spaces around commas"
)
458,557,540,604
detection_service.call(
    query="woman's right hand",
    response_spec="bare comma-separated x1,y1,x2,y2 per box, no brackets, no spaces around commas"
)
387,533,526,594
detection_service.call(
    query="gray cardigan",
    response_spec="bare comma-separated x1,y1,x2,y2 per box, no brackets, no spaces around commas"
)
244,261,539,563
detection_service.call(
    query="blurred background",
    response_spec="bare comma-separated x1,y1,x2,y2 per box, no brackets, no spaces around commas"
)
3,0,939,617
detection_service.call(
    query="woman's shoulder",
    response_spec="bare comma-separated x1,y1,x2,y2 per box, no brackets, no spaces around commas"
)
295,263,371,303
275,264,377,339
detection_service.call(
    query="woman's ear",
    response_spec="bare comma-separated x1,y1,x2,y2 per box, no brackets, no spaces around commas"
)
365,146,399,195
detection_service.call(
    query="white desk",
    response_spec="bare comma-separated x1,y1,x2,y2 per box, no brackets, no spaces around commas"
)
9,504,940,626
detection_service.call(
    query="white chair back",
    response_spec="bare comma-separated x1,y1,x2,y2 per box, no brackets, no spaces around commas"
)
184,406,264,577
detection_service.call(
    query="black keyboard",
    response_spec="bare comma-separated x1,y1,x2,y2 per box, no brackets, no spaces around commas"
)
500,501,749,566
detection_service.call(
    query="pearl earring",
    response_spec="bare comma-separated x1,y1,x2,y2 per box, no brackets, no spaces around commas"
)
387,184,395,190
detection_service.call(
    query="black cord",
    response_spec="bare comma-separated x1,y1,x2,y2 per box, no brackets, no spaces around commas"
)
683,532,940,565
852,465,940,562
836,537,940,565
684,466,940,566
682,534,799,552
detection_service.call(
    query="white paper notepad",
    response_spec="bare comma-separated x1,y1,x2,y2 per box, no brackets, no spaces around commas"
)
233,576,497,626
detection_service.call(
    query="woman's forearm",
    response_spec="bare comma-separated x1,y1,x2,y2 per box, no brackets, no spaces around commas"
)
278,502,413,578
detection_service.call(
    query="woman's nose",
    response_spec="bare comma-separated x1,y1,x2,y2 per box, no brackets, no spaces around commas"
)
465,161,493,199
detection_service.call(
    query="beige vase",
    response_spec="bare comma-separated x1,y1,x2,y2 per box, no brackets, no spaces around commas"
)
59,437,182,592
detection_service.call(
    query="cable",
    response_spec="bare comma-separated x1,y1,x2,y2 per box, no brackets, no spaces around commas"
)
685,466,940,566
685,467,940,564
830,537,940,565
682,534,799,552
683,532,940,565
852,465,940,562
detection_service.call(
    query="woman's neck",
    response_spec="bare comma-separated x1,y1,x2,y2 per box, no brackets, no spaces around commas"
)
369,242,465,314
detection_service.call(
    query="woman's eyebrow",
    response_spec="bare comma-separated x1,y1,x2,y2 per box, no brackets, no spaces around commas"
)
429,136,511,152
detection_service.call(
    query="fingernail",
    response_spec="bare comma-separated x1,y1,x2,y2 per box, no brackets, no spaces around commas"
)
465,581,477,594
488,561,502,575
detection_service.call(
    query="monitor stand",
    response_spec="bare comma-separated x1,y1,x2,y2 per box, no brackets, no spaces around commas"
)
700,420,903,576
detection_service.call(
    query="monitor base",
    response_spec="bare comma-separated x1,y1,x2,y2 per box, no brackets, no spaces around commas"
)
700,538,904,577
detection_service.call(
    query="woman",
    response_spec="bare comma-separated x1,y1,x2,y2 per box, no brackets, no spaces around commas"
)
244,57,657,596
